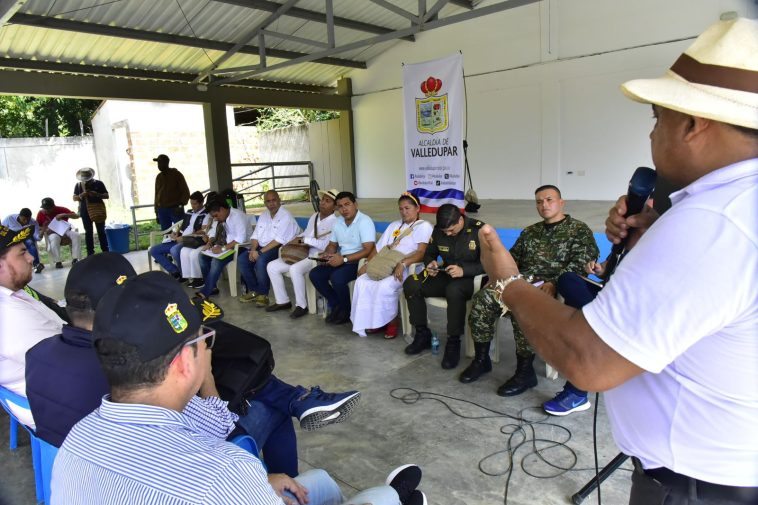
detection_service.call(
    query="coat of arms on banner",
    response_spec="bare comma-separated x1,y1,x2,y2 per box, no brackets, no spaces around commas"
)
416,76,448,134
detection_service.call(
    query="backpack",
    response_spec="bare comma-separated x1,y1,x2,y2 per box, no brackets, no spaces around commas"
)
208,321,275,414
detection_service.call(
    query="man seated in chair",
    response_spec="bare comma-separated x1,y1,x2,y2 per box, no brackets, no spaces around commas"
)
238,190,300,308
0,225,66,429
2,208,44,273
52,272,427,505
26,255,362,478
402,204,485,370
461,185,598,406
196,198,251,300
36,197,81,269
150,191,210,281
309,191,376,325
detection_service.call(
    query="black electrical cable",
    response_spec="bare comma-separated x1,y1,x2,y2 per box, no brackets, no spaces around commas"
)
593,392,601,505
390,388,628,504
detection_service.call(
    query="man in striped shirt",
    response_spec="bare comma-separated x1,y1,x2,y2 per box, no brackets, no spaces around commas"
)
52,272,427,505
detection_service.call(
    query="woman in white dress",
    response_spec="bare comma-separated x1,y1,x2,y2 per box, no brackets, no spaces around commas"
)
351,193,433,338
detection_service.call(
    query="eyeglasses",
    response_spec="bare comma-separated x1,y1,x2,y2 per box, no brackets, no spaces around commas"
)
184,325,216,350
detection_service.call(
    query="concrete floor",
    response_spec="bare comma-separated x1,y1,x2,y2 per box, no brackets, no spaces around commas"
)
0,199,636,505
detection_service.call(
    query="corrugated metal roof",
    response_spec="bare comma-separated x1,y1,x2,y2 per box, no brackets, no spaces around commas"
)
1,1,491,90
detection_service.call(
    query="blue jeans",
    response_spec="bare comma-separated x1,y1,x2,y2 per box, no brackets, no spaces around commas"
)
236,375,307,477
24,238,41,266
238,246,280,296
556,272,603,396
199,252,237,297
309,263,359,313
156,206,183,231
150,241,183,275
236,400,297,477
291,469,400,505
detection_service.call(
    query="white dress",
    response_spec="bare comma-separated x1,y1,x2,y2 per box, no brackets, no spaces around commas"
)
351,219,433,336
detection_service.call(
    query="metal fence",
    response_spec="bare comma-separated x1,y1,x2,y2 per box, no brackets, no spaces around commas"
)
130,161,313,249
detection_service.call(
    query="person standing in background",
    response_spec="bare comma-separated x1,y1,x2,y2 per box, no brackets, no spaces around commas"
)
73,167,109,256
153,154,190,231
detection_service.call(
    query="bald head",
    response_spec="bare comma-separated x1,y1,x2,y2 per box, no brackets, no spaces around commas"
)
264,190,282,215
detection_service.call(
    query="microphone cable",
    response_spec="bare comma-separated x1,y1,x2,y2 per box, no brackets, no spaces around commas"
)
390,387,628,504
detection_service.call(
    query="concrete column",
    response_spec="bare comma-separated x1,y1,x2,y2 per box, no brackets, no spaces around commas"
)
336,77,356,194
202,100,233,191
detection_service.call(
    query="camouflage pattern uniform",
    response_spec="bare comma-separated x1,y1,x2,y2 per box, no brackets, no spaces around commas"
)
403,218,485,336
469,215,598,356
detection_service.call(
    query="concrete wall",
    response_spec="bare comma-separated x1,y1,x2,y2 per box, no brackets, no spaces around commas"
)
0,136,98,219
348,0,756,200
91,100,312,216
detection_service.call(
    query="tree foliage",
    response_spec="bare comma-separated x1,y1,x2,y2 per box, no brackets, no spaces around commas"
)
253,108,340,132
0,96,101,138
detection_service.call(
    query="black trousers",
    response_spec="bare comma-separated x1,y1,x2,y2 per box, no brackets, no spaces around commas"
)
80,206,109,255
403,273,474,337
630,458,758,504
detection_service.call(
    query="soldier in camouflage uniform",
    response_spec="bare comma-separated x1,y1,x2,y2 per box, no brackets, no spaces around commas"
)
460,185,598,398
403,204,485,369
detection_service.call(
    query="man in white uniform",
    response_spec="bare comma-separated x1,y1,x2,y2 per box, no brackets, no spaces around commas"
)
479,18,758,504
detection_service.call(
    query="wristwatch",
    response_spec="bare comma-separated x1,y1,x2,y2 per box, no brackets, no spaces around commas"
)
342,256,348,264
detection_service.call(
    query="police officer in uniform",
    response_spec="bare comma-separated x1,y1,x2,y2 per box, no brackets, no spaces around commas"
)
403,204,484,369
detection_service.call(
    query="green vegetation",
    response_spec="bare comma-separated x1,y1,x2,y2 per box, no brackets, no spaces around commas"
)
254,108,340,132
0,96,100,138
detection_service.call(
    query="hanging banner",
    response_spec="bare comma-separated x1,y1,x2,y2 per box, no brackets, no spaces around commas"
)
403,53,464,213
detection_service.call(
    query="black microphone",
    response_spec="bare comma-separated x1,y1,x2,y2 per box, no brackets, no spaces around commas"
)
601,166,657,281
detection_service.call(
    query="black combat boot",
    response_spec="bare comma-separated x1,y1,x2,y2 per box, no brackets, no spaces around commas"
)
440,335,461,369
404,326,432,355
459,342,492,383
496,353,538,396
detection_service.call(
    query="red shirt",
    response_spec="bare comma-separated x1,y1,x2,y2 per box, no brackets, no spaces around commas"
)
36,206,74,227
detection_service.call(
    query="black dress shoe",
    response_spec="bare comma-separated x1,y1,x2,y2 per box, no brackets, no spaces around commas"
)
290,306,309,319
266,302,292,312
325,308,339,323
331,310,351,325
55,262,63,269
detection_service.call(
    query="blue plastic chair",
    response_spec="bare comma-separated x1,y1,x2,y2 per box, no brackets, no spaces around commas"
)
0,386,44,502
229,434,266,471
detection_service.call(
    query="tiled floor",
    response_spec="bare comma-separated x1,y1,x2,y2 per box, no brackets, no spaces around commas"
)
0,198,636,505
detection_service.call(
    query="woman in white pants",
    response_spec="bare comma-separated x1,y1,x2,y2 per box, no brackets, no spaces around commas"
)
267,189,338,318
351,193,432,338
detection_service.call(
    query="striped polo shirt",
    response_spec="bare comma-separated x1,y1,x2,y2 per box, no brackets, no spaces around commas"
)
52,395,283,504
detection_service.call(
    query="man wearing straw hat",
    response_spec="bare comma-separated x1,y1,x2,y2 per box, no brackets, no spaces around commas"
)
477,18,758,504
73,167,110,256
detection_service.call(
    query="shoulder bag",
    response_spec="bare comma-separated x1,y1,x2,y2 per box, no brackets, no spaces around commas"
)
280,214,330,265
365,222,418,281
80,182,107,223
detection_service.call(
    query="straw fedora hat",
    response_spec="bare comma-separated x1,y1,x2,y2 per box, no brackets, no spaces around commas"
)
317,188,339,201
76,167,96,182
621,18,758,129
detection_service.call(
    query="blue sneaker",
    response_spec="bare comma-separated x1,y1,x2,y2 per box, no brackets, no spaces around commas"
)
291,387,361,431
543,386,591,416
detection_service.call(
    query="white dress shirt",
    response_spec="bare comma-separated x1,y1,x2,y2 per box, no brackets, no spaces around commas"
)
223,207,254,245
300,212,337,256
251,206,300,248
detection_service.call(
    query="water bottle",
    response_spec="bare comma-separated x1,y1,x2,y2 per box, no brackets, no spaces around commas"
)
431,332,440,355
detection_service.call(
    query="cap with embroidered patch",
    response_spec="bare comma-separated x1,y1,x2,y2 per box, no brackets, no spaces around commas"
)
64,252,137,310
0,225,33,254
93,271,201,361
